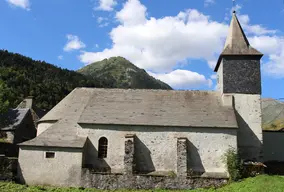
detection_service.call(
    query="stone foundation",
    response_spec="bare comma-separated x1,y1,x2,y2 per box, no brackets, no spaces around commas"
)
81,169,228,190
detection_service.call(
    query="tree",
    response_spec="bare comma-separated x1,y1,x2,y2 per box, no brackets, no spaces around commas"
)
0,80,10,115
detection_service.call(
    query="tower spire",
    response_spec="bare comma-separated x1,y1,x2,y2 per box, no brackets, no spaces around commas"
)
214,11,263,72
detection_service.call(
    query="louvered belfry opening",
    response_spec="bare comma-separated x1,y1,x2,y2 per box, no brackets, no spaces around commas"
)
98,137,108,158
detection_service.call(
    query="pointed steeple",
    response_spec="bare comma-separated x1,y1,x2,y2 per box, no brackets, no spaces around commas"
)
214,11,263,72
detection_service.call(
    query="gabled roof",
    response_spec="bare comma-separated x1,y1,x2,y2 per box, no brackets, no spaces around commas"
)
19,121,86,148
0,109,30,131
39,88,238,128
17,96,34,109
214,11,263,72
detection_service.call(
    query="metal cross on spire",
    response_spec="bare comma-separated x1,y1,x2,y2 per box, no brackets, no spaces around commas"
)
232,0,236,13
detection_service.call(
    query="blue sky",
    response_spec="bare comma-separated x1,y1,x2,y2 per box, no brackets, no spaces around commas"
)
0,0,284,99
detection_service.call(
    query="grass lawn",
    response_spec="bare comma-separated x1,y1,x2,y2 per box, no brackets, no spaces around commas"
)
1,175,284,192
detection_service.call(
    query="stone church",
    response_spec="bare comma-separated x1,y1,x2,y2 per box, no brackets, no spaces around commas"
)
17,12,264,188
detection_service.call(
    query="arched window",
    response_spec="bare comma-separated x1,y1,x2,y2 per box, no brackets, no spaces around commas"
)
98,137,108,158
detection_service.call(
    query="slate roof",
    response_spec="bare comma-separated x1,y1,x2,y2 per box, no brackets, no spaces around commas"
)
0,109,30,131
39,88,238,128
214,11,263,72
19,121,86,148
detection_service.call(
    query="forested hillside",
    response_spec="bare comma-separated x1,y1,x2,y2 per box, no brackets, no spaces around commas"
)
78,56,172,90
0,50,105,110
0,50,171,111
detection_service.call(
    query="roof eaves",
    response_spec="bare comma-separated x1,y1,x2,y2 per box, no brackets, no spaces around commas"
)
214,52,264,72
78,122,238,129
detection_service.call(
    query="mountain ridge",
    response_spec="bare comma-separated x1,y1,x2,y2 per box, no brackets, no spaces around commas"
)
1,50,283,131
0,50,171,111
77,56,172,90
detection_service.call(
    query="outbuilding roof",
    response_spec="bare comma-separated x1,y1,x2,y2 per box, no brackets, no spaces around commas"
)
19,121,86,148
0,109,30,131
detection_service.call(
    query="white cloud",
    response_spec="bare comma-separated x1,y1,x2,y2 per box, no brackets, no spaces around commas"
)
80,0,284,84
116,0,147,26
58,55,64,60
64,34,86,52
249,36,281,54
99,22,109,27
238,14,276,35
225,5,276,36
97,17,106,23
6,0,30,10
149,70,213,89
97,17,109,27
210,74,217,79
225,4,242,21
79,2,228,72
264,49,284,77
204,0,215,7
207,60,218,69
96,0,117,11
250,36,284,77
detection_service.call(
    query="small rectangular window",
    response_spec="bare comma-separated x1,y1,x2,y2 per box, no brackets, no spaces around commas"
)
45,152,55,159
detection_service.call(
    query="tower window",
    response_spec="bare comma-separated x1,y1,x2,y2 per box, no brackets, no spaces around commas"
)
98,137,108,158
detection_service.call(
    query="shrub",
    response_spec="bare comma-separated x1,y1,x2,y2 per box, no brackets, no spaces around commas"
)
224,147,243,181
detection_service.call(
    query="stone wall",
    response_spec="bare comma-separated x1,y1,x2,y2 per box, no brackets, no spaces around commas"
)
124,134,135,175
177,138,187,177
79,132,230,190
81,169,228,190
79,124,237,175
222,57,261,94
0,155,17,181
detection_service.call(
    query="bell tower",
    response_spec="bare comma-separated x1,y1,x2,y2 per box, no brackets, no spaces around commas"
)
215,11,263,161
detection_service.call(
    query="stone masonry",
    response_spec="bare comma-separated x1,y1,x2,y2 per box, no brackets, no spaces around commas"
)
177,138,187,177
81,170,228,190
80,136,228,190
222,58,261,94
124,134,135,175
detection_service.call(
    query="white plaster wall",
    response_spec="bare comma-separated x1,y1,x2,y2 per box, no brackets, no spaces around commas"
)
232,94,263,161
37,122,54,136
18,147,83,187
78,125,237,174
263,131,284,162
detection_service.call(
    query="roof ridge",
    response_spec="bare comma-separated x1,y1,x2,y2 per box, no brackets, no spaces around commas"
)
76,87,216,93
